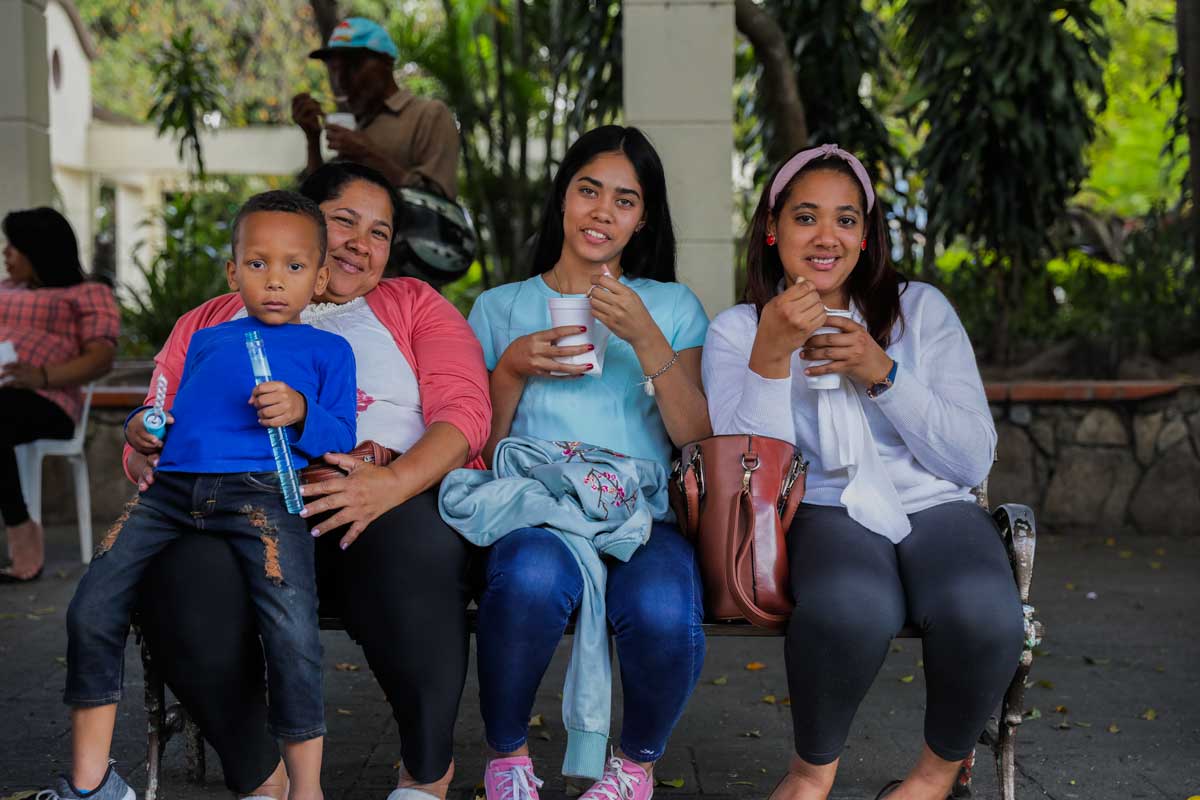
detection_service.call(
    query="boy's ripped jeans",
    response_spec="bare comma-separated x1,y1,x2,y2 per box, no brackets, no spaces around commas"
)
64,470,325,741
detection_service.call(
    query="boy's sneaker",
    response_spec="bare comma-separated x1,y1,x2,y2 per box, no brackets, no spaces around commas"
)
39,763,135,800
578,756,653,800
483,756,543,800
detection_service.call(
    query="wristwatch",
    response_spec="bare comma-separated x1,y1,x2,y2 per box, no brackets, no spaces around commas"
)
866,360,898,399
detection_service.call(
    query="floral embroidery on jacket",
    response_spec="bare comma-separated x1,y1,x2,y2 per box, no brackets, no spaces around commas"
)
583,468,639,519
556,440,629,463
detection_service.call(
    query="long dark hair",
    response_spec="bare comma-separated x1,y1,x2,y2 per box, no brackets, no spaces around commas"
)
2,207,86,288
530,125,677,282
743,154,905,348
299,160,401,231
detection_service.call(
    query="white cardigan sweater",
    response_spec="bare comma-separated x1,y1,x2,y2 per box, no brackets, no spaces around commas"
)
702,281,996,518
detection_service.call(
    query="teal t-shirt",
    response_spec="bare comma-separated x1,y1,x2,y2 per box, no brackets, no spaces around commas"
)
469,274,710,472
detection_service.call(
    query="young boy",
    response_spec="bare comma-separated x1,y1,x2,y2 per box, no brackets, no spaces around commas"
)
45,191,357,800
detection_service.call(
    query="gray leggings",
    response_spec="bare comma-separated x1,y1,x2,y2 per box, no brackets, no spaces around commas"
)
784,501,1024,764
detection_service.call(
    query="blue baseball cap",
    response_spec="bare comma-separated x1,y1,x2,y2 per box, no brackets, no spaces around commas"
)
309,17,398,61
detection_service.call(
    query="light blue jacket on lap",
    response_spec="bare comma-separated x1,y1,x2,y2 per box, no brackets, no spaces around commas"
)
438,436,670,779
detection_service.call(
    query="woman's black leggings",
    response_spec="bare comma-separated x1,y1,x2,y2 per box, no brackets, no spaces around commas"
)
784,501,1024,765
0,387,74,526
135,488,473,793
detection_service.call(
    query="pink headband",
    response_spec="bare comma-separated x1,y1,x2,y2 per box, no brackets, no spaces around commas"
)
768,143,876,212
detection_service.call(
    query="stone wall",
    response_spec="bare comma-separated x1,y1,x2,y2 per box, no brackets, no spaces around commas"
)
32,384,1200,537
987,385,1200,536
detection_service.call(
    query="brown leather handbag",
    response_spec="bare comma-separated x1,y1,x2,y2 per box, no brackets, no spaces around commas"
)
299,440,397,485
670,434,806,629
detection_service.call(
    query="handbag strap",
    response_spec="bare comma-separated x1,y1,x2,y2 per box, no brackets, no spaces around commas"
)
725,483,790,630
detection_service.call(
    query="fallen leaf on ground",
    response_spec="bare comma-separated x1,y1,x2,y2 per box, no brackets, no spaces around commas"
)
1118,550,1133,559
1074,721,1092,728
741,729,761,738
899,675,915,684
745,661,766,671
1064,582,1076,591
1104,537,1116,546
335,662,359,671
529,713,544,727
1140,708,1157,720
1154,547,1166,556
655,778,685,788
762,694,776,704
711,675,728,685
0,613,18,620
1036,679,1054,689
1149,561,1162,570
916,659,924,668
1024,707,1042,720
781,696,791,706
1107,722,1120,733
54,656,66,666
725,782,756,788
1054,705,1069,713
1155,665,1166,673
336,708,352,715
890,644,903,653
31,606,56,615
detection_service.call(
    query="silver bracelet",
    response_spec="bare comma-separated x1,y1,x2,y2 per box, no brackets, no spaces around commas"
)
639,351,679,397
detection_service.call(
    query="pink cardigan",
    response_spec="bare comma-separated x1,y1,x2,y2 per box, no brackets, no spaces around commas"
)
122,278,491,481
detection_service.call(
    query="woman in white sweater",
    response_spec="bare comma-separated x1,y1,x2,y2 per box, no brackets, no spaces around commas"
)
702,145,1023,800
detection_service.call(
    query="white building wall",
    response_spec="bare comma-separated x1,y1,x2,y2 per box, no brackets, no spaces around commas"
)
0,0,53,233
623,0,735,317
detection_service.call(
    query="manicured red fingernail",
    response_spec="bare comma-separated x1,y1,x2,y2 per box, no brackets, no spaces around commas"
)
586,364,594,370
587,345,595,351
579,326,587,332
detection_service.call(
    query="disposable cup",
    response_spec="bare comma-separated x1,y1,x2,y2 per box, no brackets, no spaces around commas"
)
324,112,356,130
547,297,607,376
803,308,854,390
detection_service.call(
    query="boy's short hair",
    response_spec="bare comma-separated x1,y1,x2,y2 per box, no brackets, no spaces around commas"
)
231,190,328,264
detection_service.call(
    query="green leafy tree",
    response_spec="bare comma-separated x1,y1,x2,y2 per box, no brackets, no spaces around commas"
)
388,0,623,286
902,0,1110,361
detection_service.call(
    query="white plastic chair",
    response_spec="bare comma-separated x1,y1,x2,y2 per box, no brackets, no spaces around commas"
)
15,383,95,564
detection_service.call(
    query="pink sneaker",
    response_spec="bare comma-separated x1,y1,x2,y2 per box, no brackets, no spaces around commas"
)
483,756,544,800
579,757,653,800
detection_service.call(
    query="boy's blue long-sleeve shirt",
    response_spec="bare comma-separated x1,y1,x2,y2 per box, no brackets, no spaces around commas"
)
157,316,357,473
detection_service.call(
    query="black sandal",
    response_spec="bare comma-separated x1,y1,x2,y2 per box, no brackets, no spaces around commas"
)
0,565,44,584
874,780,903,800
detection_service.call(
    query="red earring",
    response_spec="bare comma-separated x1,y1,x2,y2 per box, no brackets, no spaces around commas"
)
766,233,777,246
860,239,867,251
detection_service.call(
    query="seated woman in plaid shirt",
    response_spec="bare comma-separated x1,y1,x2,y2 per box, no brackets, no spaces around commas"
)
1,207,119,582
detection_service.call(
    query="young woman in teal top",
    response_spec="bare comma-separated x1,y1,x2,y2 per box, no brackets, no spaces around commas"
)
468,125,712,800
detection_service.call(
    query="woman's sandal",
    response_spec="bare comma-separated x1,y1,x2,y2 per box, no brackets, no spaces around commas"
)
0,565,44,584
874,780,903,800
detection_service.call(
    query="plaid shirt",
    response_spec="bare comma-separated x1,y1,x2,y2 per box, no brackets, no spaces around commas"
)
0,280,120,422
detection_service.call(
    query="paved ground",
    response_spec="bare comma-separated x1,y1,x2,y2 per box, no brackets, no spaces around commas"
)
2,523,1197,800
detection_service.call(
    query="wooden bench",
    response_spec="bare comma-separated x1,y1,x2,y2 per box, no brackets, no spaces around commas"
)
138,493,1040,800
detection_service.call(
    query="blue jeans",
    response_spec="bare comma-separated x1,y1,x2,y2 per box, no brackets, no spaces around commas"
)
65,471,324,741
476,523,705,763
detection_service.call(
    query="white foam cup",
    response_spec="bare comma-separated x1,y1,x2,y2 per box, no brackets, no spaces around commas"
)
324,112,356,130
547,297,606,376
803,308,854,390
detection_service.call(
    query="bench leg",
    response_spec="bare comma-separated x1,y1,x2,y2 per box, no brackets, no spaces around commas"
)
185,716,206,785
140,634,164,800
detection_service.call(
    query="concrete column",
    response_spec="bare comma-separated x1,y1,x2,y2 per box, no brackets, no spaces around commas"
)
623,0,735,317
114,181,148,300
0,0,53,226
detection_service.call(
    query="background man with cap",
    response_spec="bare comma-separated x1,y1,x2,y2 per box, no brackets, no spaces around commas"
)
292,17,460,200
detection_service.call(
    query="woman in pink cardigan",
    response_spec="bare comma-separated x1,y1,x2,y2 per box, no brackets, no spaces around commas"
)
124,162,490,800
